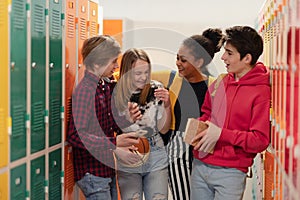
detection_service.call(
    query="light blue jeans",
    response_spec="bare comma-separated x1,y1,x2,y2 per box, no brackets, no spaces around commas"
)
118,167,168,200
191,159,247,200
77,173,117,200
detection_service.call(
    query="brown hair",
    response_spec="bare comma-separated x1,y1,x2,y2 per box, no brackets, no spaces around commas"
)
81,35,121,70
225,26,263,65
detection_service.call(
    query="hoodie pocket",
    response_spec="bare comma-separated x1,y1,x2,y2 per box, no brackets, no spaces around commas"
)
221,145,238,160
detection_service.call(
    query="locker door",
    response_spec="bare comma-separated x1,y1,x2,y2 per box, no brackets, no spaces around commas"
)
88,0,98,37
65,0,76,130
64,1,76,198
64,145,75,200
77,0,88,82
0,172,8,200
49,0,63,147
0,0,9,167
10,164,26,200
103,19,123,75
31,0,46,153
10,0,27,161
30,156,45,200
49,148,62,200
103,19,123,47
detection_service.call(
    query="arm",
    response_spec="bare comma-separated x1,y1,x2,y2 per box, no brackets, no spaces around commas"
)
198,89,212,122
67,89,116,151
155,87,171,134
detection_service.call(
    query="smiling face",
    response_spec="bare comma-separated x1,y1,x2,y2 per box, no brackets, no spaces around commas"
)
132,59,150,89
99,56,119,78
221,43,252,79
176,45,202,81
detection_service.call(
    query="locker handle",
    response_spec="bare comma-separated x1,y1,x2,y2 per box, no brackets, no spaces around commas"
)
32,62,36,68
11,62,15,70
49,63,54,68
295,145,300,159
15,177,21,185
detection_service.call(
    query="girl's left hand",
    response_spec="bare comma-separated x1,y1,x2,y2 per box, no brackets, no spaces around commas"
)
154,88,171,108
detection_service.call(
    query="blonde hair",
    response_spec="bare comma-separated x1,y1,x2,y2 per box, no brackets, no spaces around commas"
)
115,48,151,111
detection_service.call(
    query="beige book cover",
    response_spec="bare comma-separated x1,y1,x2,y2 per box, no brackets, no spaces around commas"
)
184,118,213,153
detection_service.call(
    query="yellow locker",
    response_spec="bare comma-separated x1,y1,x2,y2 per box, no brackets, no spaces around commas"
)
0,172,8,200
0,0,9,167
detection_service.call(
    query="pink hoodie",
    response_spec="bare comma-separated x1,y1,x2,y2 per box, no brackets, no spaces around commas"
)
194,62,270,173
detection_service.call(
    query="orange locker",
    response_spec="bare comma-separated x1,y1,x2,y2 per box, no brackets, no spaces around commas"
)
65,0,76,126
264,151,275,200
77,0,88,83
64,145,75,200
64,0,77,199
103,19,123,75
88,0,99,37
103,19,123,47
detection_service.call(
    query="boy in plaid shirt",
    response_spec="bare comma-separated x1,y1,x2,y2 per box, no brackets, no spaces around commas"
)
67,35,140,200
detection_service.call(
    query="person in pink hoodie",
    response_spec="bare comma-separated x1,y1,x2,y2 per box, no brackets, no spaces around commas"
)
190,26,270,200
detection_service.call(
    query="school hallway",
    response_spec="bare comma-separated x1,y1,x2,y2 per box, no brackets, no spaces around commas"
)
0,0,299,199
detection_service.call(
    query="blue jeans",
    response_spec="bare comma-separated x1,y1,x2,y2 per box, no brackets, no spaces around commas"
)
118,167,168,200
77,173,117,200
191,159,247,200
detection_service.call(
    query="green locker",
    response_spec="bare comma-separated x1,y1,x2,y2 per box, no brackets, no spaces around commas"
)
49,148,62,200
31,156,45,200
10,164,26,200
49,0,63,147
10,0,27,161
30,0,46,153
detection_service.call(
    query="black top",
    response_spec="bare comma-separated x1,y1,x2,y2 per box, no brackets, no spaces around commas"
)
174,79,208,132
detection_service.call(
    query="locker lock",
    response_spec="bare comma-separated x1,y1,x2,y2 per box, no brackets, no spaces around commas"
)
32,62,36,68
65,64,69,68
49,63,54,68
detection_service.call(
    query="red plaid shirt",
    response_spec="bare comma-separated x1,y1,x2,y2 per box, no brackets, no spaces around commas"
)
67,71,125,181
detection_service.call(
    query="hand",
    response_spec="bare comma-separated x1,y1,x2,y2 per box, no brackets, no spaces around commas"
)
154,88,171,108
127,102,142,122
193,121,221,153
114,147,142,165
116,132,139,148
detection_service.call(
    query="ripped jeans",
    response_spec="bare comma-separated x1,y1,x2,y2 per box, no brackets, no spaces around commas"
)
77,173,117,200
118,167,168,200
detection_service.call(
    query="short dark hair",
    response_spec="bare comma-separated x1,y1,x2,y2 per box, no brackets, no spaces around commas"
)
225,26,263,65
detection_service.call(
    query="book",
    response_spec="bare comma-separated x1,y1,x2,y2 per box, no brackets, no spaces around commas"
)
184,118,208,147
